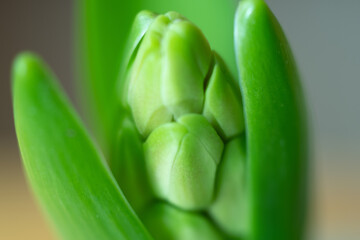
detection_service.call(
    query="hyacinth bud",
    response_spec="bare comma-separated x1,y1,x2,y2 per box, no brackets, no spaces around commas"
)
144,114,223,210
126,12,212,137
117,10,246,238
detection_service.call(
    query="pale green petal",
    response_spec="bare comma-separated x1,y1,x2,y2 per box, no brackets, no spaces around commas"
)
128,16,173,137
169,134,217,210
144,122,188,197
162,21,212,118
204,54,245,140
178,114,223,164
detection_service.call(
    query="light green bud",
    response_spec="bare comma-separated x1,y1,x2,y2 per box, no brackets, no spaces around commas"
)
144,114,223,210
162,20,212,118
127,15,173,137
127,13,212,137
203,53,245,140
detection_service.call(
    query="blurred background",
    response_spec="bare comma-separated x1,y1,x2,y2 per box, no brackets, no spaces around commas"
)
0,0,359,239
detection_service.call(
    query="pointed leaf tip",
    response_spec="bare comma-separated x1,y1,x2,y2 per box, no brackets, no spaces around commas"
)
12,52,47,87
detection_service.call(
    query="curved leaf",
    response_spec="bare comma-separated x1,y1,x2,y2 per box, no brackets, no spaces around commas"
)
12,53,152,240
234,1,307,239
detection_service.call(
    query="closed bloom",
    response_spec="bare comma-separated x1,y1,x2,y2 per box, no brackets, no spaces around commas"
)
116,11,247,238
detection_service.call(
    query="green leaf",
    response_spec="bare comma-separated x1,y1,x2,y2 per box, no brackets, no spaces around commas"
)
12,53,152,240
234,1,307,239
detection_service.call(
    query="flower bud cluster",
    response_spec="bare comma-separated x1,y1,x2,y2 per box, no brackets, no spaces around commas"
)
120,11,247,238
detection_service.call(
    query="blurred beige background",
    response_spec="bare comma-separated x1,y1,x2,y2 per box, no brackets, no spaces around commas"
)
0,0,359,239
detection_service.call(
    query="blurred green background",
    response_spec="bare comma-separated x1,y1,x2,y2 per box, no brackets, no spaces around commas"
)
0,0,359,239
